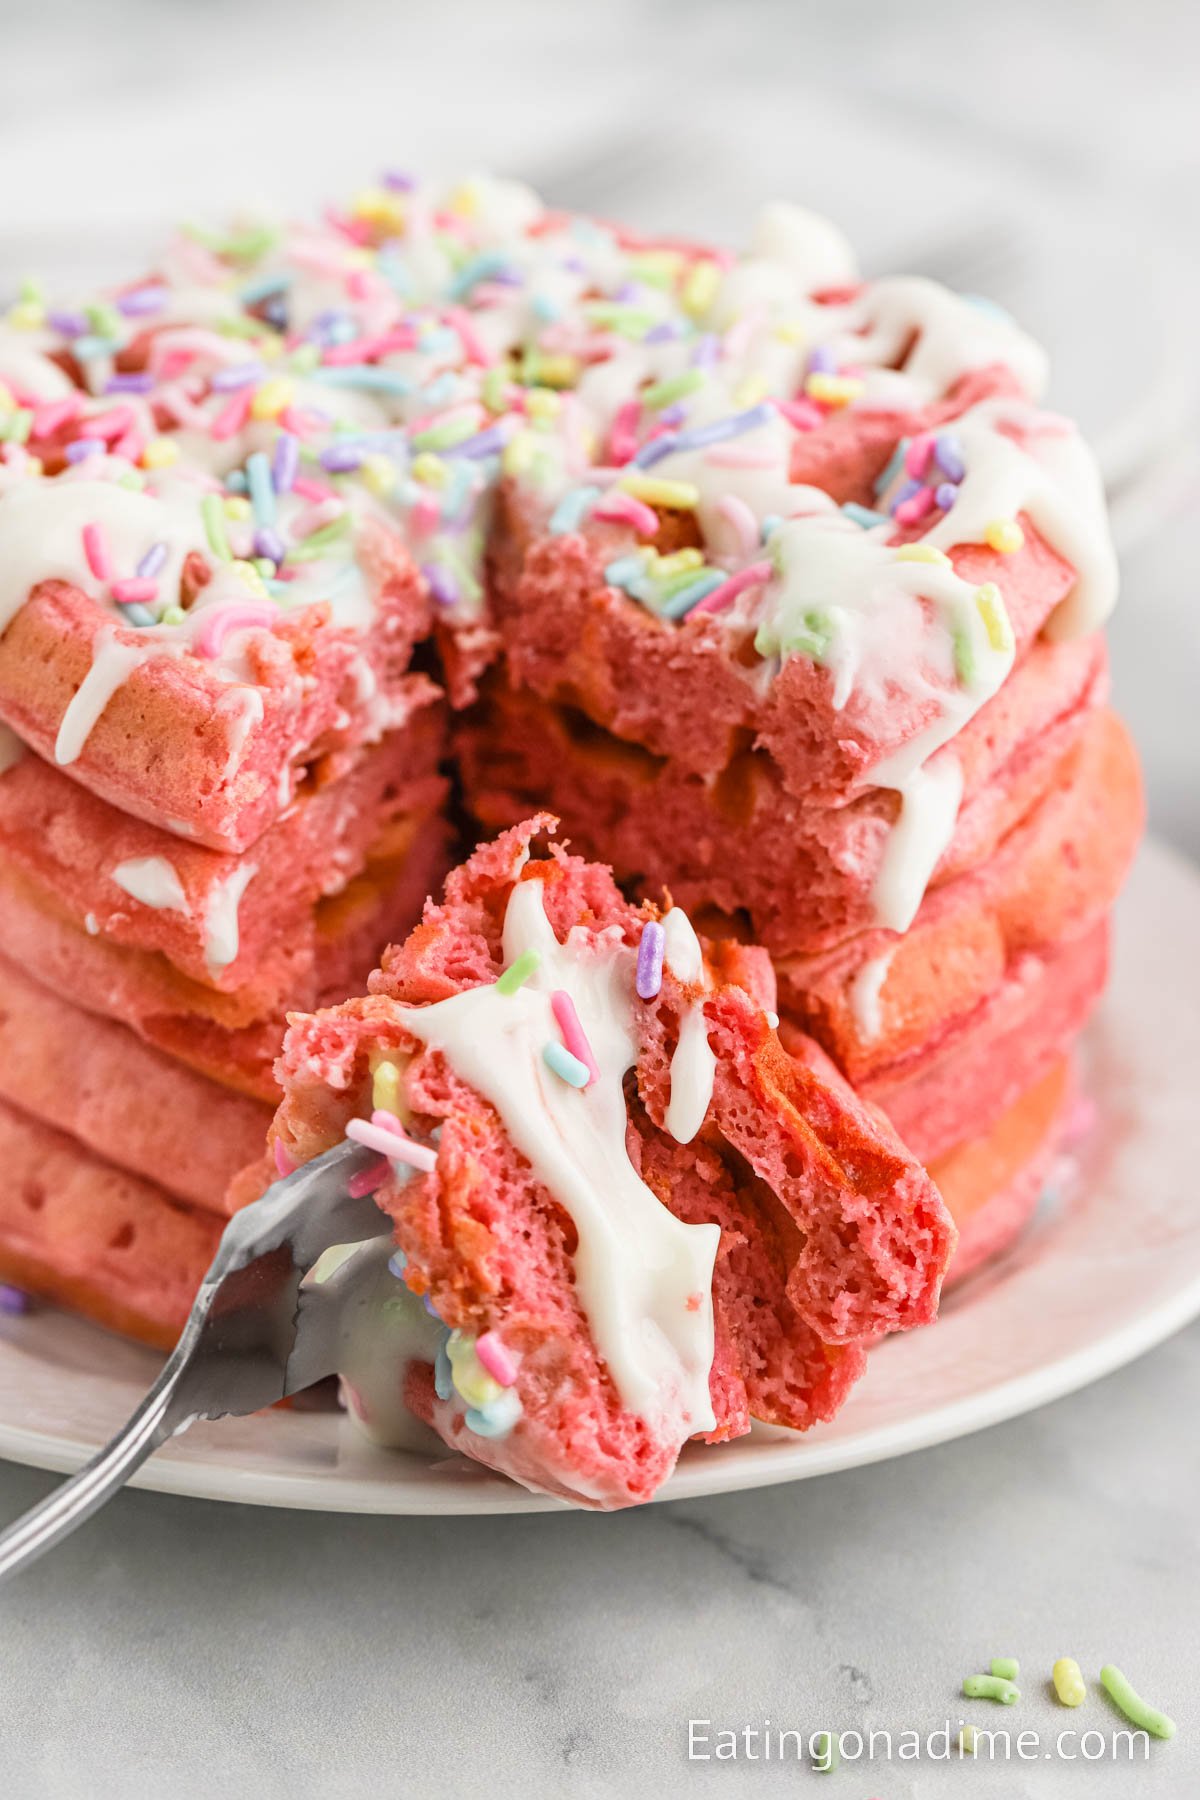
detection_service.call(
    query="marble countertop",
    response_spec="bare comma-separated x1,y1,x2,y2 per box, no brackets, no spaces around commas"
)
1,2,1198,1794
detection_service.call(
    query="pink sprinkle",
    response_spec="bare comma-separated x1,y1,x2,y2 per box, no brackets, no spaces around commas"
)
80,406,135,443
273,1139,297,1177
716,492,759,556
348,1156,390,1198
774,397,824,432
550,990,599,1087
111,577,158,606
894,485,935,527
194,602,278,659
475,1331,519,1387
608,399,641,466
210,388,252,442
346,269,371,302
444,305,494,368
593,490,659,536
32,395,82,437
346,1114,437,1172
81,522,112,582
410,492,441,535
291,475,335,504
691,558,773,617
114,430,144,464
904,431,936,479
722,303,765,361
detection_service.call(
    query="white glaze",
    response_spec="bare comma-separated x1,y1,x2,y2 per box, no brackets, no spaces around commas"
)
54,629,151,766
110,855,189,914
848,947,895,1044
661,907,717,1146
397,875,719,1443
203,862,256,972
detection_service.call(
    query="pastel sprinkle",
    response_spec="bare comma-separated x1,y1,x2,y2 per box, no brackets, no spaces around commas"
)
0,1284,30,1316
136,542,168,580
811,1732,839,1773
548,486,600,535
544,1040,590,1086
962,1674,1020,1704
842,502,889,528
246,451,276,526
894,543,951,566
593,490,659,536
550,989,600,1086
690,558,772,617
464,1389,522,1437
194,601,277,659
990,1658,1020,1682
934,431,966,482
617,473,699,511
717,492,759,554
345,1114,437,1173
347,1157,389,1199
935,481,960,511
371,1059,403,1116
660,570,724,618
200,493,232,561
1052,1658,1086,1707
81,521,112,582
386,1248,408,1278
496,949,541,995
1099,1665,1175,1739
985,517,1025,554
636,920,665,999
642,369,706,410
475,1331,519,1387
958,1727,977,1755
805,371,863,406
975,582,1014,653
111,578,157,607
893,484,936,527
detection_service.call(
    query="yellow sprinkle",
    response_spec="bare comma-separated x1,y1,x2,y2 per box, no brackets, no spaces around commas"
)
501,433,539,478
446,1332,502,1409
524,387,561,422
618,474,700,511
773,319,807,346
142,436,179,469
251,377,294,421
447,182,480,220
24,455,43,478
223,495,252,522
681,258,721,317
894,544,952,566
733,373,769,408
975,581,1015,653
650,548,704,576
532,353,579,390
6,301,45,331
1052,1658,1087,1707
805,372,864,407
0,382,14,413
410,452,448,488
231,559,267,596
371,1059,403,1116
361,454,396,498
352,187,406,231
258,336,284,363
160,604,186,625
984,518,1025,554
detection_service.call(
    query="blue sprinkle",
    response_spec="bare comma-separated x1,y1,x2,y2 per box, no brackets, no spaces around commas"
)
122,603,157,627
422,1293,441,1319
448,252,518,302
666,402,775,457
760,513,782,541
842,501,889,529
418,372,459,409
873,436,910,499
542,1041,590,1088
549,485,600,535
246,451,276,527
224,469,249,494
531,292,562,323
387,1249,408,1278
660,570,724,619
604,554,648,590
376,252,412,298
310,366,414,396
465,1392,522,1438
239,271,292,306
72,335,120,361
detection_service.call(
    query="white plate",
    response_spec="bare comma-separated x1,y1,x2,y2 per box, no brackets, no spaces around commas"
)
0,838,1196,1514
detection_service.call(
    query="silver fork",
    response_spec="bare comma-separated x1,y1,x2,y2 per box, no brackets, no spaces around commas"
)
0,1140,388,1584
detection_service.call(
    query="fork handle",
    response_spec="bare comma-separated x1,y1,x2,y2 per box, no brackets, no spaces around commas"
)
0,1367,180,1582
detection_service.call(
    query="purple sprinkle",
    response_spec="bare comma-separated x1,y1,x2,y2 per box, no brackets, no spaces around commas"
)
690,332,720,368
105,372,156,395
320,442,364,473
666,402,775,456
444,423,509,461
117,285,168,318
254,525,286,564
636,921,665,1000
211,361,263,392
933,431,965,483
48,308,88,338
656,403,688,428
806,345,837,375
382,169,415,192
65,438,104,463
934,481,959,512
613,281,640,304
643,321,679,345
632,433,680,470
271,432,299,494
889,476,922,514
421,562,459,607
422,1293,441,1318
0,1284,30,1316
136,541,168,579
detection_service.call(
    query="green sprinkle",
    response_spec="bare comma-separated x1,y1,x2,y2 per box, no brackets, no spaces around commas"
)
201,494,232,562
542,1041,590,1088
963,1674,1020,1705
642,369,707,410
990,1657,1019,1682
953,624,977,686
585,301,658,337
812,1732,839,1773
1,409,33,445
286,515,351,562
290,343,322,374
18,275,43,304
482,365,511,414
410,415,478,453
496,950,540,995
160,604,187,625
1099,1665,1176,1739
85,301,122,339
958,1727,978,1755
